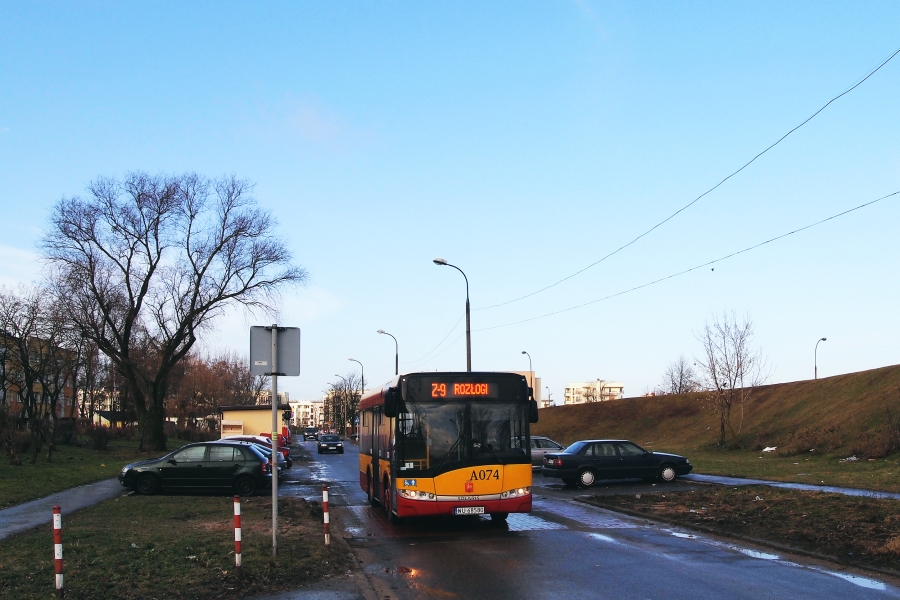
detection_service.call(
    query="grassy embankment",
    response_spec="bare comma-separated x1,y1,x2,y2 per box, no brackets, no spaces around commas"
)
586,486,900,574
533,363,900,492
0,494,352,600
0,440,166,509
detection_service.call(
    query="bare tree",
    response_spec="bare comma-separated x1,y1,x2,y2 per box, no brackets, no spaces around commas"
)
581,382,600,403
0,286,79,462
43,173,306,451
660,355,700,396
695,311,768,447
326,373,361,435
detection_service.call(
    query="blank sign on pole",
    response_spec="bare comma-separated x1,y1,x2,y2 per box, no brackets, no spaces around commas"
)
249,326,301,376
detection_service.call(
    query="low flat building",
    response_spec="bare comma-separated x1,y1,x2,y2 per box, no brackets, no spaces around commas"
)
220,404,290,438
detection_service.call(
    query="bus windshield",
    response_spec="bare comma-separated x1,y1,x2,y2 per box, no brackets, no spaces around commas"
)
395,400,528,476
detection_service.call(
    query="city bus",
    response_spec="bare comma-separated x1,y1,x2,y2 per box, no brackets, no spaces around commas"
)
358,371,539,524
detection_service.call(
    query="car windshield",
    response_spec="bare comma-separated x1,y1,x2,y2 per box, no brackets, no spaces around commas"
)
395,401,528,476
321,435,339,442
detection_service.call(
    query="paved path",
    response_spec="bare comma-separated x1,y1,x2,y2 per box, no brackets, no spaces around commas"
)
683,473,900,500
0,478,124,540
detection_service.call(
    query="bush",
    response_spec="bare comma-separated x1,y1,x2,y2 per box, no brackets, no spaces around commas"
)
11,431,32,455
55,419,77,445
85,425,111,451
174,426,215,442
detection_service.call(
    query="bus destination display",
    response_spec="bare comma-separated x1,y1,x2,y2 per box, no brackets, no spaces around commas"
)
429,382,497,398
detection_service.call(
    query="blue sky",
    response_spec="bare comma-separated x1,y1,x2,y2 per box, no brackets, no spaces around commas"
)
1,2,899,403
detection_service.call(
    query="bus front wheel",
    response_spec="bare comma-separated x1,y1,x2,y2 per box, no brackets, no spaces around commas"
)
367,469,377,506
384,477,402,525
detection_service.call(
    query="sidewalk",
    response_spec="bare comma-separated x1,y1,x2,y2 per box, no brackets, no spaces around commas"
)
0,477,124,540
683,473,900,500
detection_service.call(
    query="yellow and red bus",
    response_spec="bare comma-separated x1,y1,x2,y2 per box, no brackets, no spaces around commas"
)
358,371,539,524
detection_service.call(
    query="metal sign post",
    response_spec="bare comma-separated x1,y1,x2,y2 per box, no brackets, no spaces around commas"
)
250,325,301,558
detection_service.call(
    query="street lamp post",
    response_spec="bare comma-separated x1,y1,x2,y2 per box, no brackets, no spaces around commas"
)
377,329,399,375
521,351,533,393
545,386,552,406
433,258,471,372
348,358,364,401
815,337,827,380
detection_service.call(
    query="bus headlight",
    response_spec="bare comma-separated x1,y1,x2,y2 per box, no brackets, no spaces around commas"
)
500,486,531,498
398,489,436,501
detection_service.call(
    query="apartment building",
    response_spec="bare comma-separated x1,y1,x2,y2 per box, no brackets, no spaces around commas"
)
564,379,625,404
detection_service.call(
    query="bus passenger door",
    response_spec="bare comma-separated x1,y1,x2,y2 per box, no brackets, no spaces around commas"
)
371,406,382,501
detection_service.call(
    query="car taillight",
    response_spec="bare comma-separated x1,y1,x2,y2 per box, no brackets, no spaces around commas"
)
546,458,562,467
260,461,270,474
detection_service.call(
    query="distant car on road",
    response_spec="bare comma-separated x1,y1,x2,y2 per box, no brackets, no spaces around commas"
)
317,434,344,454
541,439,692,487
118,441,273,496
303,427,319,441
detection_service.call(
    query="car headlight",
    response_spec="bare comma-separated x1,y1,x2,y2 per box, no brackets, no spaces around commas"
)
685,459,690,465
337,443,343,447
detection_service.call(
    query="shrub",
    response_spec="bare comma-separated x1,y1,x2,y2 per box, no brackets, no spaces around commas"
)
85,425,111,451
55,419,77,445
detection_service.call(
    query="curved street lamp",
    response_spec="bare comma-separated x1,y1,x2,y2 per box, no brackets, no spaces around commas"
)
377,329,399,375
545,385,552,406
815,337,827,380
433,258,471,371
348,358,364,398
521,351,533,393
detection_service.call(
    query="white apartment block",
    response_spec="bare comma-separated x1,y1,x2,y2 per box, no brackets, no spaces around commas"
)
288,399,324,428
564,380,625,404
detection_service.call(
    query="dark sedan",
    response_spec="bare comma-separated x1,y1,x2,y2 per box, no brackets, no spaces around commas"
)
317,434,344,454
118,441,272,496
541,439,692,487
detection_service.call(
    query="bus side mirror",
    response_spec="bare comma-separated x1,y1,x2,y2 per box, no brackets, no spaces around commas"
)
384,387,400,418
529,399,539,423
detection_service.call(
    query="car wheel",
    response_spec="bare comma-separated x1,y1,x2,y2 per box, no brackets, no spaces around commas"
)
234,476,257,496
490,512,509,523
658,464,677,483
135,474,158,495
561,477,578,486
578,469,596,487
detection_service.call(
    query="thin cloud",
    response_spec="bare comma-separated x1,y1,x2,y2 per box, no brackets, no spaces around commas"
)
0,244,41,288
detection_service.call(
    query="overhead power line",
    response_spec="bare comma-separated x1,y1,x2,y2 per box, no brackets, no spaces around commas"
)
477,45,900,311
474,190,900,332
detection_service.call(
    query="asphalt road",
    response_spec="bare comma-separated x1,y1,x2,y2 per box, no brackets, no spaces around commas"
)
282,440,900,600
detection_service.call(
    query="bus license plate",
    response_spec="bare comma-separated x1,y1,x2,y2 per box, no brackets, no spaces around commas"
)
455,506,484,515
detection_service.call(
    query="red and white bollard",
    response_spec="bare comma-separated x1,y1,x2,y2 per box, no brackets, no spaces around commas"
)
323,484,330,546
233,496,243,579
52,505,63,597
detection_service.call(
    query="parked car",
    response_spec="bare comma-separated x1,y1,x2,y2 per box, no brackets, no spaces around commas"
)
515,435,566,468
317,434,344,454
223,435,292,468
118,441,272,496
541,439,692,487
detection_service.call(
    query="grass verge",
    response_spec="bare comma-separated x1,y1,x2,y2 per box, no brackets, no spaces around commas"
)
0,493,352,599
0,441,166,509
585,485,900,574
